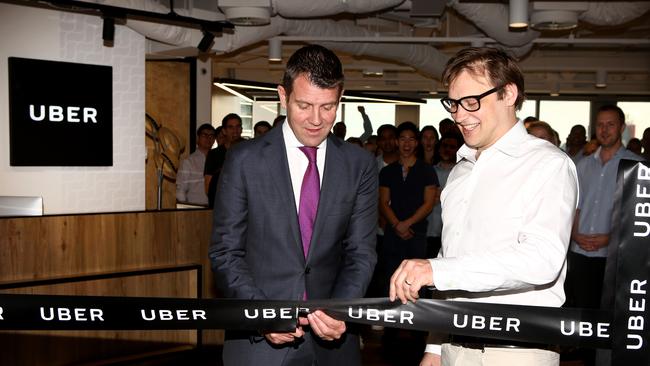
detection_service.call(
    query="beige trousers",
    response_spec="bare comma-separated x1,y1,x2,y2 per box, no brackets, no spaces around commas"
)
441,343,559,366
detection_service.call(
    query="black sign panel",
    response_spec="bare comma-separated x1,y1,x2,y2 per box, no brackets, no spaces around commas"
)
8,57,112,166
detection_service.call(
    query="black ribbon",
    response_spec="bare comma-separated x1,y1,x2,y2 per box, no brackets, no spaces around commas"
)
0,294,612,348
0,161,648,365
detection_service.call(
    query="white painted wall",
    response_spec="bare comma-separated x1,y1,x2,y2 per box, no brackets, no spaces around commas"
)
0,4,146,214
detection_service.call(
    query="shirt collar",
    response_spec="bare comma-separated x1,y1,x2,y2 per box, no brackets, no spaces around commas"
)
282,119,328,151
591,145,627,163
456,119,526,163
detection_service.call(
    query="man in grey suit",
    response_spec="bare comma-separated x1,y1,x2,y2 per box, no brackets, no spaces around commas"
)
209,45,378,366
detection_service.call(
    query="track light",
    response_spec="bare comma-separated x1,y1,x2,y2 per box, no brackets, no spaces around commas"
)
102,17,115,47
509,0,529,29
268,38,282,62
429,80,439,95
197,31,215,53
595,70,607,88
550,83,560,97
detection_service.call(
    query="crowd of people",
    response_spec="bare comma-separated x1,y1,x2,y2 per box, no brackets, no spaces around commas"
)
172,44,649,366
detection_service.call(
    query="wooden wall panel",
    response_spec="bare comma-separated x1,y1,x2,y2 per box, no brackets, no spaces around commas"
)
145,61,191,210
0,209,221,365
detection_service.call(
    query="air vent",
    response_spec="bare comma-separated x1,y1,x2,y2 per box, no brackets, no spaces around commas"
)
531,10,578,31
530,2,588,31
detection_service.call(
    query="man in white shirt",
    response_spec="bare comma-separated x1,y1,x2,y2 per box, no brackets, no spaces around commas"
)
175,123,214,206
389,47,578,366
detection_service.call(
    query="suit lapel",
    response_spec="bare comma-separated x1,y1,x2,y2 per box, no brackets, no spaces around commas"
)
262,126,303,255
308,135,344,262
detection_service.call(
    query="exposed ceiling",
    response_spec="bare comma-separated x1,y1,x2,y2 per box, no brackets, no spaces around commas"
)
197,0,650,98
14,0,650,98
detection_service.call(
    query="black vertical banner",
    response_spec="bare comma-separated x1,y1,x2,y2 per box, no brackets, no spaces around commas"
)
611,160,650,365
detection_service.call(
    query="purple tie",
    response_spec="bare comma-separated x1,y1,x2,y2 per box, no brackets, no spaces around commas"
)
298,146,320,259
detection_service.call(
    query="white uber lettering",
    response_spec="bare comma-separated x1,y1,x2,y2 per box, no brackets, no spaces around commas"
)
631,280,647,295
348,307,362,319
628,316,644,331
635,222,650,237
142,309,206,321
280,308,291,319
636,203,650,218
40,307,103,321
399,311,414,325
263,309,276,318
366,309,380,321
628,334,643,350
472,316,486,329
29,105,45,121
489,316,502,331
506,317,520,332
90,308,104,321
453,314,468,328
638,184,650,199
384,311,396,323
27,105,98,123
49,106,64,122
244,309,258,319
579,321,593,337
83,107,97,123
159,310,173,320
67,107,80,123
639,165,650,180
597,323,610,338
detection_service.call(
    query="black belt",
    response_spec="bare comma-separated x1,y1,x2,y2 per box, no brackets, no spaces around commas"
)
449,335,553,351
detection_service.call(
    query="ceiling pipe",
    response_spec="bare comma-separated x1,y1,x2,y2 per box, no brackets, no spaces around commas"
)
274,36,650,46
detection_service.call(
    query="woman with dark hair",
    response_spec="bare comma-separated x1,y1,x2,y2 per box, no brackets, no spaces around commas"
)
418,125,439,165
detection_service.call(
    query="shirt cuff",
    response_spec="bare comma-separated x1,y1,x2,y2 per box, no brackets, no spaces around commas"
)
427,258,436,287
424,343,442,355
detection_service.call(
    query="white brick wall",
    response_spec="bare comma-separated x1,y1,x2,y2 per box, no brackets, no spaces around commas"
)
0,4,146,214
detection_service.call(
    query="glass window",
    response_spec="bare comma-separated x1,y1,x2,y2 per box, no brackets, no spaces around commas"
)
617,102,650,142
539,100,590,147
517,99,537,121
342,103,395,139
419,98,453,130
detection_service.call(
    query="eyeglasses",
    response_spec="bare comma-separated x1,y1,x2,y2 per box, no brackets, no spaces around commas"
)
440,86,503,113
199,133,215,138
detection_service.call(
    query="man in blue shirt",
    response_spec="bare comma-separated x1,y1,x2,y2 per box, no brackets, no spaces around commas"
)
565,104,642,311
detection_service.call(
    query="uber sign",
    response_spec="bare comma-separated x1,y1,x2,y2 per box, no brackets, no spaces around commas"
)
9,57,112,166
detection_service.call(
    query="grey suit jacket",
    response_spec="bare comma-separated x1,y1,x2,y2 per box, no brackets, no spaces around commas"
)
209,123,378,302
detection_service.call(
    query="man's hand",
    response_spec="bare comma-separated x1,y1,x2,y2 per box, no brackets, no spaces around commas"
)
264,327,305,345
394,221,413,240
582,234,609,251
307,310,346,341
390,258,434,304
420,352,441,366
573,233,609,251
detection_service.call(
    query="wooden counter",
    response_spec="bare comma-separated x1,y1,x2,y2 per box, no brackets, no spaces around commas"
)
0,209,220,365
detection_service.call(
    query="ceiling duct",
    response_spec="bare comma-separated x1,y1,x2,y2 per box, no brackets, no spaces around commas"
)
530,2,588,31
218,0,271,26
410,0,446,17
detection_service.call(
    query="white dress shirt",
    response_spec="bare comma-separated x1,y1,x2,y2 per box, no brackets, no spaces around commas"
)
282,121,326,212
425,121,578,354
176,149,209,205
